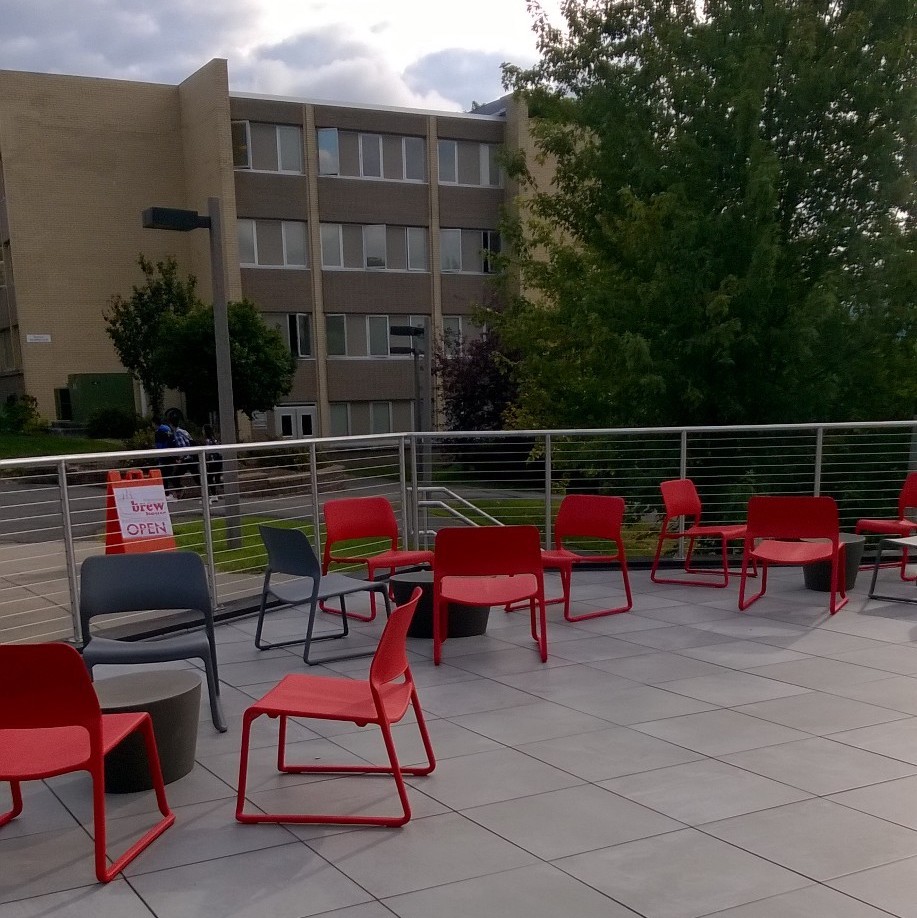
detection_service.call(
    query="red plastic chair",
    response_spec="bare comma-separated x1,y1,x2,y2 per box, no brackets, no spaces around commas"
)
433,525,548,666
739,495,848,615
541,494,633,621
651,479,748,588
856,472,917,582
0,642,174,882
322,496,433,621
235,588,435,827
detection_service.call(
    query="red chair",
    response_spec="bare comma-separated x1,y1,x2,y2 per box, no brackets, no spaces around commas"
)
739,495,848,615
0,643,174,882
236,588,435,827
322,496,433,622
856,472,917,581
651,478,748,588
541,494,633,621
433,525,548,666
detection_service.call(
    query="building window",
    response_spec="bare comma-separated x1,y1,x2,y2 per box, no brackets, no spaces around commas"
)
403,137,425,181
360,133,383,178
238,219,308,267
440,228,462,272
482,230,501,273
321,224,343,268
367,315,390,356
329,403,350,437
481,143,502,187
442,316,463,357
288,313,312,358
364,225,387,269
231,121,250,169
370,401,392,434
438,139,457,183
317,127,339,175
406,227,427,271
277,125,304,173
326,314,347,356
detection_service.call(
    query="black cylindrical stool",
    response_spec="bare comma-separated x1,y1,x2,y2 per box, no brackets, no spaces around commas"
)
390,571,490,639
94,670,201,793
802,533,866,592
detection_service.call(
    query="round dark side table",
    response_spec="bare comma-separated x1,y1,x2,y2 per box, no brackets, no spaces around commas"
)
802,532,866,592
94,670,201,793
390,571,490,639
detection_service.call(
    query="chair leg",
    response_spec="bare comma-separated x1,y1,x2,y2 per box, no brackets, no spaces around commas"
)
564,556,633,622
94,718,175,882
0,781,23,827
199,654,227,733
738,556,768,610
320,563,376,623
829,550,849,615
235,708,258,822
303,594,377,666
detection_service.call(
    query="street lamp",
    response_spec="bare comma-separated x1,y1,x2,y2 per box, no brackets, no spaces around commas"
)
389,324,426,432
142,198,241,546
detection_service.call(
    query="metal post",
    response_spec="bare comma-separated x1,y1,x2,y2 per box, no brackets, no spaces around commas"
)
58,460,82,643
208,197,242,548
814,427,824,496
544,433,553,550
309,442,321,556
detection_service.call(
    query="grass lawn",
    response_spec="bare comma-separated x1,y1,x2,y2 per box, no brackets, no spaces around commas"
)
0,432,123,460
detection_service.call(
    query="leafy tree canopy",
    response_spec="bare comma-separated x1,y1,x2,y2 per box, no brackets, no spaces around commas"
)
498,0,916,428
106,257,295,427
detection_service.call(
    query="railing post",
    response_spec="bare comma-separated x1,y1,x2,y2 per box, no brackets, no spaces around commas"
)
398,437,412,549
814,427,824,496
544,433,552,550
310,442,322,557
410,434,424,549
678,429,688,555
199,451,219,606
57,459,82,644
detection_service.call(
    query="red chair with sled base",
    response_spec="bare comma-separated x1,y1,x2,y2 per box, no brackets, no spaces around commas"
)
0,643,174,882
855,472,917,582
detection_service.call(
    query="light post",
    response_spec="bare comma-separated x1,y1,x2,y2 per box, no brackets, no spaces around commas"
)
390,323,430,488
141,199,241,546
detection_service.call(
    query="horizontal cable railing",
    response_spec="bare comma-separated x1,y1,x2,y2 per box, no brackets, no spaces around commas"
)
0,420,914,644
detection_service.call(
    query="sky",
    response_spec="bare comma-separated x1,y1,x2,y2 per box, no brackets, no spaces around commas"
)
0,0,560,112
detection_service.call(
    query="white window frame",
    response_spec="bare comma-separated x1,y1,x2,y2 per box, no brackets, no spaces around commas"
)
359,133,383,178
480,143,502,187
438,139,458,184
440,228,462,272
276,125,304,173
406,227,427,271
329,403,351,437
369,401,393,434
317,127,339,175
326,314,347,356
320,224,343,268
238,218,257,266
367,315,391,357
288,313,312,358
403,136,425,181
482,230,501,274
363,224,387,269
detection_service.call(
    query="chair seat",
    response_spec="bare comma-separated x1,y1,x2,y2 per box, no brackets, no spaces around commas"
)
269,572,383,606
856,518,917,536
249,673,414,724
684,523,746,540
441,574,538,607
331,548,433,570
541,548,621,568
751,540,834,565
82,633,211,666
0,713,146,779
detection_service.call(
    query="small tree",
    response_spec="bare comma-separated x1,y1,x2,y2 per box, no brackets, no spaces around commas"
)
157,299,296,426
104,256,201,417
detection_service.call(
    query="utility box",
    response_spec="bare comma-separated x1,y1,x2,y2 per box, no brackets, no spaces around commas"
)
67,373,134,424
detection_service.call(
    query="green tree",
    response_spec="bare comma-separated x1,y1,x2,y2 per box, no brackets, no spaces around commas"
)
104,256,201,416
157,299,296,425
499,0,916,428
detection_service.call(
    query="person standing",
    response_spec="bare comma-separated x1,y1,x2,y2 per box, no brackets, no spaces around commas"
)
152,417,179,501
202,423,224,504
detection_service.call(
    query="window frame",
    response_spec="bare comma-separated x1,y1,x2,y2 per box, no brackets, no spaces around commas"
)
317,127,340,175
281,220,308,267
231,120,251,169
406,227,427,272
437,139,458,184
320,223,343,268
369,401,393,434
359,133,383,179
482,230,501,274
363,224,387,269
366,315,391,357
480,143,502,187
329,403,351,437
276,125,304,173
288,313,313,358
440,228,462,272
326,314,347,356
403,136,425,181
238,218,257,266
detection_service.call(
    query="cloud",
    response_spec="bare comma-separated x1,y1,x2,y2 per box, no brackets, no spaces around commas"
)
405,49,517,110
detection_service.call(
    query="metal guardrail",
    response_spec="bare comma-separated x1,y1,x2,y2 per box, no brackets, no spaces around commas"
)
1,420,914,644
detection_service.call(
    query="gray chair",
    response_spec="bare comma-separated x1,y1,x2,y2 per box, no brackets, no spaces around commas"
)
79,551,226,733
256,525,392,665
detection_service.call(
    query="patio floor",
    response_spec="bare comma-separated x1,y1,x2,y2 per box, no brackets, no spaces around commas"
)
4,562,917,918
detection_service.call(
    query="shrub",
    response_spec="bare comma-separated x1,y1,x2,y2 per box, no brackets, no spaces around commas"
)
87,407,143,440
0,394,44,434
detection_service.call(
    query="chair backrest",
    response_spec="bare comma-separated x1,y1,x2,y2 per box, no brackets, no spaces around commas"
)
370,587,422,688
0,642,101,731
660,479,702,519
554,494,625,547
745,495,839,542
79,551,213,643
433,525,543,579
324,497,400,552
898,472,917,519
259,525,321,579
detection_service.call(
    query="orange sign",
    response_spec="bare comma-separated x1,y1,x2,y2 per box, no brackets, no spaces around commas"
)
104,469,176,554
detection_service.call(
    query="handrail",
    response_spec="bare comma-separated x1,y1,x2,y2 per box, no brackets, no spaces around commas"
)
418,486,503,526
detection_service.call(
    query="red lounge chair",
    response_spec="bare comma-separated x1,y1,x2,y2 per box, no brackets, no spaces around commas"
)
856,472,917,581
